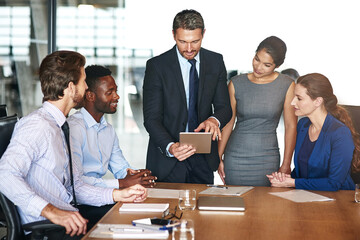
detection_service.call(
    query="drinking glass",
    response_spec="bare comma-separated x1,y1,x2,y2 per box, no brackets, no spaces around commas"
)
172,219,195,240
178,190,196,210
355,184,360,203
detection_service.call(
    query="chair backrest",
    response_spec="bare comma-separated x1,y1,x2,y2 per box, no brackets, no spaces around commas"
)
342,105,360,135
0,115,24,240
0,114,18,157
0,194,25,239
0,104,7,117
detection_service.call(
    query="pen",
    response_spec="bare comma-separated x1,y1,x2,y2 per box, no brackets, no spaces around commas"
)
109,227,144,232
206,184,228,189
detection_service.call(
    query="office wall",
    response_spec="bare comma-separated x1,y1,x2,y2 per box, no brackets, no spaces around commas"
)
126,0,360,105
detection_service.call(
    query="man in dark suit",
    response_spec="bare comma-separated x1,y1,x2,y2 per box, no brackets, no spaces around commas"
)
143,9,232,184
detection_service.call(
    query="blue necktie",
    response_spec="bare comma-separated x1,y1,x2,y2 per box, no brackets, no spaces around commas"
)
188,59,199,132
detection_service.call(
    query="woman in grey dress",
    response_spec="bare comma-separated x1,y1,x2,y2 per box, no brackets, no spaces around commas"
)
218,36,297,186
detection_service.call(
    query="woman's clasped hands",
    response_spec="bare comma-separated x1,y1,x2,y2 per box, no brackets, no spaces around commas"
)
266,172,295,188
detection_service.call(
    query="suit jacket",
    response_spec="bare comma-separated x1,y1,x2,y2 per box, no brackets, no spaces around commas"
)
292,114,355,191
143,46,232,181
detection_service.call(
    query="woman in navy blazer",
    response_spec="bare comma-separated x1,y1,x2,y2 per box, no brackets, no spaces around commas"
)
267,73,360,191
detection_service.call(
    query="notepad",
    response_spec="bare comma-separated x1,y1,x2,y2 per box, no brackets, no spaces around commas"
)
119,203,169,213
198,196,245,211
89,224,169,239
147,188,181,199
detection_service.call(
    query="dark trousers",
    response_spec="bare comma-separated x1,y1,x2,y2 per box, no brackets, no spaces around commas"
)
77,204,115,230
26,204,114,240
163,154,214,184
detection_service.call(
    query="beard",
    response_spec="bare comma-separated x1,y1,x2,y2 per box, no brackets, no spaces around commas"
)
73,88,85,109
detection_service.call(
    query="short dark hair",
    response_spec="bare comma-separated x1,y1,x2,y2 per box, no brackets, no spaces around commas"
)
39,50,85,102
281,68,300,81
256,36,287,67
85,65,112,92
172,9,204,35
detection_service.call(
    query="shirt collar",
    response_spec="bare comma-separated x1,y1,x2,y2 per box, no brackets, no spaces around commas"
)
175,46,200,65
80,107,108,129
43,101,66,127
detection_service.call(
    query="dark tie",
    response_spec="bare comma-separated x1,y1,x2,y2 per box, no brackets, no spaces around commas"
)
188,59,199,132
61,121,78,208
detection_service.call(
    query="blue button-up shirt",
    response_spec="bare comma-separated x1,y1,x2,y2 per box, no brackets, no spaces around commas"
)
0,102,114,225
68,108,132,189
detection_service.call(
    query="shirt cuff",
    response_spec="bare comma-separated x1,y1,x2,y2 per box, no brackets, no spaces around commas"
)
209,116,220,128
104,188,116,204
27,195,51,218
106,179,120,189
166,142,175,157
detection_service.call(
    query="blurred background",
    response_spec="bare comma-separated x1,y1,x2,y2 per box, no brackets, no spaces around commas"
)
0,0,359,175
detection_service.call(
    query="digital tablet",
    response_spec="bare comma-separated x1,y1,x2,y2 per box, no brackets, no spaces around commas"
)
179,132,211,154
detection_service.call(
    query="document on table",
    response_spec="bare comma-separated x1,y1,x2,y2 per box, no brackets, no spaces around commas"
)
199,186,254,196
269,189,335,203
89,224,169,239
147,188,181,199
119,203,169,213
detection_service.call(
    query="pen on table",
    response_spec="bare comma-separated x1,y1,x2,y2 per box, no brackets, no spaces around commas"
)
206,184,228,189
109,227,144,232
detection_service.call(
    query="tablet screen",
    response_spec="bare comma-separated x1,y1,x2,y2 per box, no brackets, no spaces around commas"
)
179,132,211,154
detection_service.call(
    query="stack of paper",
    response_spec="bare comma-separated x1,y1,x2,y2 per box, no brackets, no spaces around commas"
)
89,224,169,239
119,203,169,213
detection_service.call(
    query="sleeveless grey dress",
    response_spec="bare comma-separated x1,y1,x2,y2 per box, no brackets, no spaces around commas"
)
224,73,293,186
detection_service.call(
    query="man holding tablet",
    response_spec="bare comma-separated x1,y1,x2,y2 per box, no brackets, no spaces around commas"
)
143,9,231,184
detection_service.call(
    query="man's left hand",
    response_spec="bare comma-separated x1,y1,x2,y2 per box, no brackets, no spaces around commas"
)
194,118,221,141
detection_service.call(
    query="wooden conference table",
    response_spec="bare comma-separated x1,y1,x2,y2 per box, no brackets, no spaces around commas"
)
82,182,360,240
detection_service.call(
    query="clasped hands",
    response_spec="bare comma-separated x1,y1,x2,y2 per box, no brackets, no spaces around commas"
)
119,168,157,188
266,172,295,188
169,118,220,161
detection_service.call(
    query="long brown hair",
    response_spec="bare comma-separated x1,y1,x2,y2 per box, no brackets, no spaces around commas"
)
297,73,360,172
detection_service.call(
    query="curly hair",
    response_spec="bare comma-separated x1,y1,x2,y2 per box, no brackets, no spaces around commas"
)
84,65,112,92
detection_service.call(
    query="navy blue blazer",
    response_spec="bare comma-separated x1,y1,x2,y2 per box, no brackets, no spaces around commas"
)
292,114,355,191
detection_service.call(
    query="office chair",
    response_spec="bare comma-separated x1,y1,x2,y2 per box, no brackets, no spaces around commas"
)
342,105,360,135
341,105,360,184
0,105,7,117
0,115,64,240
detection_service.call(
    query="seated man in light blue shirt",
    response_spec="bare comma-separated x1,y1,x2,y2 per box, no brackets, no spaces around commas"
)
68,65,156,189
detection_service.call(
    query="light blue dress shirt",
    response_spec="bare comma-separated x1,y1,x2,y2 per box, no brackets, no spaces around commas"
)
0,102,114,225
68,108,132,189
